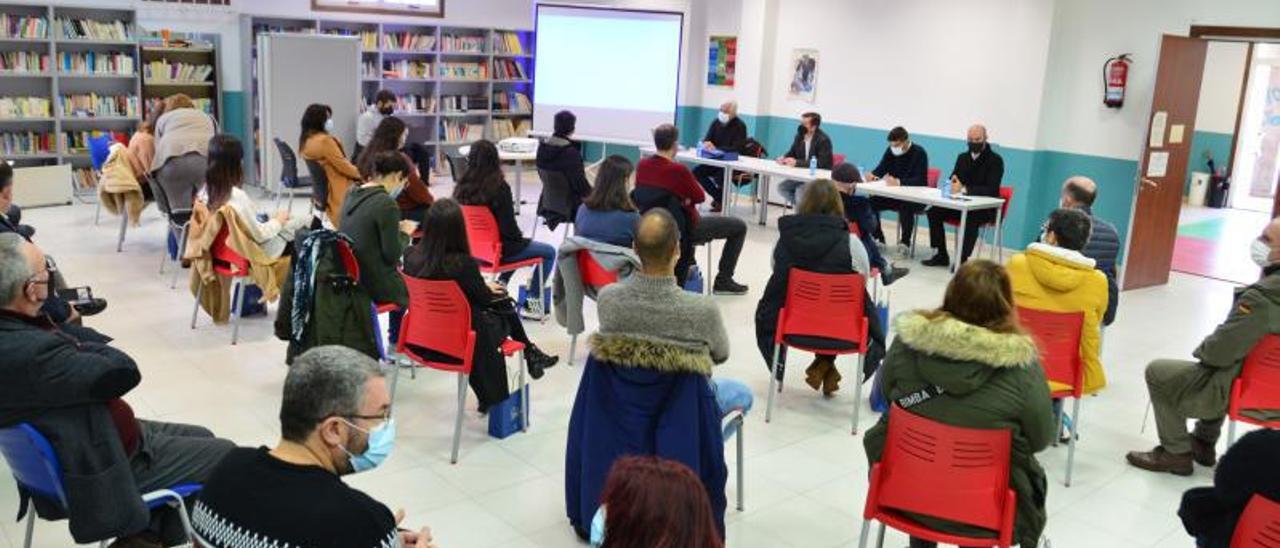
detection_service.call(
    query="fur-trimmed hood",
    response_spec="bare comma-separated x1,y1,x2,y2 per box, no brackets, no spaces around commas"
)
588,332,713,376
893,311,1039,396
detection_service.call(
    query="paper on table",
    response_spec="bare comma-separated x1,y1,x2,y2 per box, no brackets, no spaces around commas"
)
1147,151,1169,177
1170,124,1185,144
1149,111,1168,147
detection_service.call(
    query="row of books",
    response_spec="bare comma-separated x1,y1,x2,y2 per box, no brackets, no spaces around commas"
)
438,62,486,80
143,60,213,83
383,60,432,79
0,14,47,39
439,120,484,143
0,97,51,119
492,118,531,141
0,51,49,73
383,32,435,52
73,167,97,189
439,34,484,53
393,95,435,114
144,96,212,117
323,29,378,50
492,32,525,55
57,18,134,41
61,130,111,154
0,131,54,155
492,91,531,113
60,94,139,118
362,61,379,78
58,51,135,75
440,94,487,112
492,59,527,80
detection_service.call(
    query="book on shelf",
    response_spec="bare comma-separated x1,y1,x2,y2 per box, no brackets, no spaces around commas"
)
492,118,531,141
437,62,486,80
491,91,531,113
57,18,134,41
324,29,378,50
492,59,526,80
58,51,135,75
59,94,139,118
440,94,487,112
393,94,435,114
0,131,53,155
144,96,211,118
72,167,98,189
143,59,213,83
439,120,484,143
382,59,432,79
0,51,49,73
254,24,317,35
362,60,379,78
492,32,525,55
60,130,123,155
439,34,485,53
0,14,47,39
382,31,436,52
0,97,51,119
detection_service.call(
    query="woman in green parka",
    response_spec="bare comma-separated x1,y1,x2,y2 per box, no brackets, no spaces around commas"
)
863,259,1057,548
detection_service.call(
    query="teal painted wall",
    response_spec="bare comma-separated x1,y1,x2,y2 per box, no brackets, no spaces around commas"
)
221,91,248,151
1185,130,1232,194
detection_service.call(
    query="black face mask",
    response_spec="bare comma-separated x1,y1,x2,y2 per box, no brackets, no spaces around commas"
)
967,141,984,154
378,105,395,116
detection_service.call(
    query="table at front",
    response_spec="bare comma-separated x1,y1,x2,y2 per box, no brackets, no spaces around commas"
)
458,145,537,213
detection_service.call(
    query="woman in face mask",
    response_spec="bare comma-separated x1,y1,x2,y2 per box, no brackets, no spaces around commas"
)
357,117,434,224
339,151,416,346
301,103,363,226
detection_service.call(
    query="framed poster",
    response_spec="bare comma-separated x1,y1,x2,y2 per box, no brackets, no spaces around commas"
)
788,48,818,102
312,0,444,18
707,35,736,87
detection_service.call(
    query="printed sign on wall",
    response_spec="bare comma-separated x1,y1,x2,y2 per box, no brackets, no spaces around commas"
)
707,36,736,87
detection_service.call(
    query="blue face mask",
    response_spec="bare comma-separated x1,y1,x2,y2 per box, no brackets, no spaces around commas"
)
589,505,606,547
341,418,395,473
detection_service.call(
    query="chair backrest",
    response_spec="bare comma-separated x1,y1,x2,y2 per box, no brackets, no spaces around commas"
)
997,186,1013,221
847,221,862,238
210,224,250,276
926,167,941,188
88,134,113,171
274,138,300,187
778,268,866,348
1237,334,1280,412
399,274,477,373
1017,306,1085,397
876,406,1015,533
460,205,505,267
577,249,619,290
446,153,470,182
1232,494,1280,548
832,153,847,166
0,424,70,508
536,168,575,220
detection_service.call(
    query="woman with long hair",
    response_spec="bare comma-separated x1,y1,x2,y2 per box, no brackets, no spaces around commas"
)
300,103,362,226
356,116,433,223
575,155,639,247
590,456,723,548
198,134,307,259
402,198,559,410
151,93,215,213
453,139,557,306
863,260,1056,548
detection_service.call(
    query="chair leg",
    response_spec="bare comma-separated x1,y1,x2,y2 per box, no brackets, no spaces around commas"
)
851,354,865,435
451,372,468,464
159,228,169,275
94,199,101,225
190,280,203,329
274,185,283,212
230,279,244,345
170,224,189,289
520,349,529,433
1065,397,1081,487
736,416,744,511
766,344,782,423
116,211,128,252
387,353,401,416
23,506,33,548
857,519,870,548
568,333,578,367
1140,399,1152,433
875,522,886,548
170,494,196,544
1228,419,1237,446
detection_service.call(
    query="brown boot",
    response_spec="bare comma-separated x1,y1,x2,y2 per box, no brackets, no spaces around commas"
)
805,358,831,391
1125,446,1193,476
1190,436,1217,467
821,362,843,397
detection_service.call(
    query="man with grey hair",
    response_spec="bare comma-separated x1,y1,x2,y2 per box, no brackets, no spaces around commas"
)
1060,175,1121,325
0,233,233,546
694,100,748,210
192,346,437,548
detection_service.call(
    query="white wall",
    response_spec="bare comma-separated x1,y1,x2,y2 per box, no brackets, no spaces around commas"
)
1196,41,1250,134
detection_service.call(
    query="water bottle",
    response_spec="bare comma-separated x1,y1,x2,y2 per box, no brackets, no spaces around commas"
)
808,156,817,176
939,174,952,198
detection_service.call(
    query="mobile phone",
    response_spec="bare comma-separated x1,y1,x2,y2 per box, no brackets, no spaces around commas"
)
56,286,94,306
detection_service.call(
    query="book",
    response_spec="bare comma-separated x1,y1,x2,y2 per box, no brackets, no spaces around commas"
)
59,94,139,118
437,62,486,80
73,167,98,189
440,119,485,143
492,118,531,141
440,34,484,53
492,32,525,55
392,94,435,114
440,94,488,112
0,131,53,155
0,51,49,73
57,17,134,41
0,14,48,39
0,97,51,119
324,29,378,50
382,59,432,79
382,31,435,51
492,59,526,80
58,51,135,75
491,91,531,113
143,59,213,83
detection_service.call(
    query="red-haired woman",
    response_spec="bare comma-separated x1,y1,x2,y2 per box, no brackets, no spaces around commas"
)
590,456,723,548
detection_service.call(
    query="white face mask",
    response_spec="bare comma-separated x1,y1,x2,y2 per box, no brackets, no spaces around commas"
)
717,112,731,124
890,145,906,157
324,118,335,133
1251,239,1272,267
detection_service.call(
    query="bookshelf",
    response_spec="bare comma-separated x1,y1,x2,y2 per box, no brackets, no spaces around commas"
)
139,31,220,122
0,3,141,203
240,15,534,188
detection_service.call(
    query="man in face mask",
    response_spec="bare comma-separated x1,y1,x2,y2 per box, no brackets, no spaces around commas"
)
193,346,438,547
776,112,834,206
1126,218,1280,476
865,126,929,257
922,124,1004,267
693,101,748,211
355,89,398,160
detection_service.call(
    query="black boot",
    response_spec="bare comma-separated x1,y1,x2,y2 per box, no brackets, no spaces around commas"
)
525,346,559,379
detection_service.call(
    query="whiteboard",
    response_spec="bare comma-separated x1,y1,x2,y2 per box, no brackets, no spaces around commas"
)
257,34,360,193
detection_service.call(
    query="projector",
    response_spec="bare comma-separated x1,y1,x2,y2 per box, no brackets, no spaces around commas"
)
499,138,538,154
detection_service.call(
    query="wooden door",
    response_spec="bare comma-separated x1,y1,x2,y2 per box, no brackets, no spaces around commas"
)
1123,35,1208,290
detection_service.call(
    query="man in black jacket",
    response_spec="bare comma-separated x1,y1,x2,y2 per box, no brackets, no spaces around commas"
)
693,101,748,211
1060,176,1121,325
535,110,592,226
776,112,833,205
922,124,1003,267
1178,429,1280,547
867,126,929,253
0,233,233,545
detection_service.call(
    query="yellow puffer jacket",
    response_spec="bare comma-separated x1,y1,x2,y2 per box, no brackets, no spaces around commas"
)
1008,242,1110,395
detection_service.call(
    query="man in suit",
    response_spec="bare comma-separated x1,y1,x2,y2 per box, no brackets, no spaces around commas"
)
866,126,929,256
693,101,748,212
922,124,1004,267
1060,176,1120,325
775,112,833,206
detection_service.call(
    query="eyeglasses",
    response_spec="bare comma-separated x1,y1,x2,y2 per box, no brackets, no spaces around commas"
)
343,410,391,430
25,258,54,287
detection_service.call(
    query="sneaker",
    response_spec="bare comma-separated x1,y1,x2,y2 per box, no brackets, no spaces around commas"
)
712,277,748,295
1190,435,1217,467
73,297,107,317
921,252,951,267
1125,446,1193,476
896,243,912,259
881,265,910,286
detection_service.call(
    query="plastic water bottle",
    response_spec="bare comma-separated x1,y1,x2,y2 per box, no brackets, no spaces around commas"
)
939,175,952,198
808,156,817,176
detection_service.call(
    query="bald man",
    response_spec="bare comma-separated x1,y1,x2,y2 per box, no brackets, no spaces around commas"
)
694,100,748,211
1060,176,1121,325
923,124,1005,267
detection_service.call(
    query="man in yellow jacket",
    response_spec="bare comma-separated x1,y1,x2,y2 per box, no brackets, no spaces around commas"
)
1008,208,1109,401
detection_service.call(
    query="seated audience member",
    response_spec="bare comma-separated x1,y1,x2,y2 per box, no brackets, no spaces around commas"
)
200,134,309,259
1127,218,1280,475
0,233,233,546
922,124,1004,267
128,104,162,184
693,101,748,211
536,110,593,224
589,456,724,548
357,116,434,224
355,89,396,160
775,111,833,206
192,346,438,548
301,103,363,226
566,209,752,541
575,155,641,247
865,126,929,254
151,93,216,214
339,151,414,345
864,260,1055,548
402,198,558,409
1059,176,1121,325
1179,429,1280,548
831,162,909,284
636,123,749,295
1008,208,1109,405
755,179,886,392
454,140,556,306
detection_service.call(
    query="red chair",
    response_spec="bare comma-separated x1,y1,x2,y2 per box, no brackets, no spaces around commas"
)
190,225,254,345
833,153,847,167
859,406,1017,548
1227,334,1280,444
765,269,871,434
397,275,527,464
942,186,1014,263
566,250,621,366
1231,494,1280,548
1018,306,1085,487
926,167,941,188
461,205,548,316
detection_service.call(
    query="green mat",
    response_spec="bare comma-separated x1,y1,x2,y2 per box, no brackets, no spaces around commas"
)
1178,218,1224,239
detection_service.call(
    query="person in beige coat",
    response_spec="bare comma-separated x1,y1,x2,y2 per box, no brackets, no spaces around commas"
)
151,94,216,213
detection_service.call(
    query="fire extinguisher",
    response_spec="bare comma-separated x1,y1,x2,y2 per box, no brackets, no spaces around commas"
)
1103,54,1132,108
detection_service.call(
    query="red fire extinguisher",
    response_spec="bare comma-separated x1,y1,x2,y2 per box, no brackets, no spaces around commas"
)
1103,54,1132,108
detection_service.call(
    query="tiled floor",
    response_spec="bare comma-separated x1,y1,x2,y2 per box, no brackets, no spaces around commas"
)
0,175,1253,547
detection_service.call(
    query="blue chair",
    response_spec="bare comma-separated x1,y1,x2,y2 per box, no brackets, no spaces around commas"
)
89,134,115,226
0,423,201,547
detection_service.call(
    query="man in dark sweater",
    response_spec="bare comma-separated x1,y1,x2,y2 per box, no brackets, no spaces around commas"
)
693,101,748,211
776,112,834,205
867,126,929,254
922,124,1004,267
1060,176,1121,325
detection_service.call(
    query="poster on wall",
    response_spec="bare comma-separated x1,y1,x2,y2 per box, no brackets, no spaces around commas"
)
788,48,818,102
311,0,443,18
707,35,736,87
